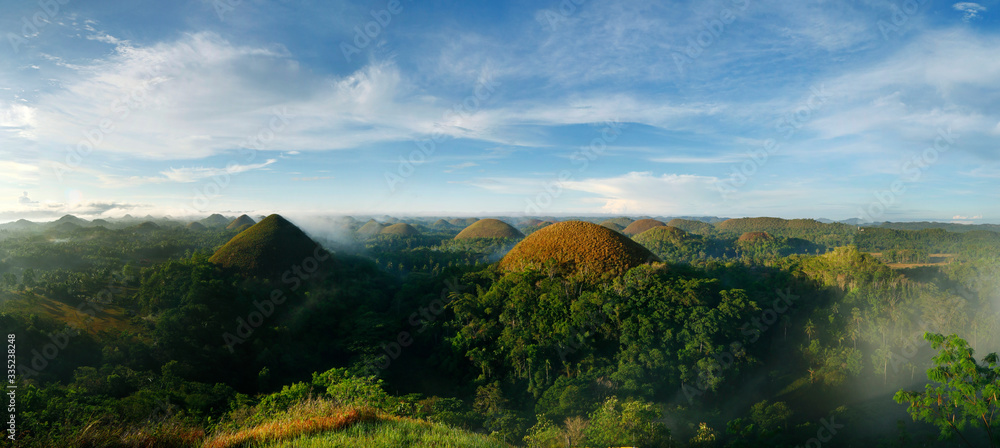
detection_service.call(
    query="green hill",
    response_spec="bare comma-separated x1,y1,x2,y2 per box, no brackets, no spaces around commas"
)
666,218,714,235
358,219,386,238
201,214,231,228
716,217,826,233
455,219,523,239
186,222,207,231
208,214,327,278
227,214,257,230
499,220,656,278
599,217,634,228
381,223,421,236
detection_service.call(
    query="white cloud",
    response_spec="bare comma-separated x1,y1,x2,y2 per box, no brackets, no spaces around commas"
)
953,2,987,21
161,159,277,183
0,161,40,184
560,172,721,214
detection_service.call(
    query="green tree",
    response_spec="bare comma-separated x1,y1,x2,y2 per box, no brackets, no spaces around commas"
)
894,333,999,448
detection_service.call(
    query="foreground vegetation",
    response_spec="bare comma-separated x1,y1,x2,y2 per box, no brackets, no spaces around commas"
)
1,215,999,447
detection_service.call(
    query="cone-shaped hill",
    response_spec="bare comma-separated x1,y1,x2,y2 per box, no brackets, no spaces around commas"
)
135,221,160,231
381,223,421,236
635,226,689,242
455,219,524,240
600,222,625,232
499,221,657,278
622,219,666,236
737,231,775,243
357,219,386,237
667,219,714,235
600,217,634,229
431,219,455,230
209,214,327,278
449,217,479,227
201,214,231,228
186,222,207,231
227,214,257,230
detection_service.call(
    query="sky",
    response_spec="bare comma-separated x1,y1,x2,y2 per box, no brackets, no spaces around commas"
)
1,0,999,223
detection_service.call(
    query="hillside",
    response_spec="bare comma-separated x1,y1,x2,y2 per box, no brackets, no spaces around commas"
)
208,214,328,278
455,219,524,239
622,218,666,236
381,223,421,236
667,218,714,235
499,220,656,278
227,214,257,230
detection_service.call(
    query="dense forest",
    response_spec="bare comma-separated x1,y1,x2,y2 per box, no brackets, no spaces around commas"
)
1,215,998,447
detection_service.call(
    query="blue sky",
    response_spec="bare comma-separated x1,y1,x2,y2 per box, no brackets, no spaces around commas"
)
1,0,999,222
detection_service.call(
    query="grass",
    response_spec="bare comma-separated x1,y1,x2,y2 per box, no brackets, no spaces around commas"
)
0,291,140,336
260,419,509,448
203,399,505,448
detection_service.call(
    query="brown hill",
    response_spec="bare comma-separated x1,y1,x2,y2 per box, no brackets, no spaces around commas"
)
381,223,421,236
209,214,328,278
738,231,775,243
622,219,666,236
227,214,257,230
455,219,524,240
499,221,656,278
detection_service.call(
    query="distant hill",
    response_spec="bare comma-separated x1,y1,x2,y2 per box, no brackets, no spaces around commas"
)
135,221,160,231
227,214,257,230
50,214,90,227
200,214,231,228
381,223,420,236
716,217,827,233
868,221,1000,234
455,219,523,239
431,219,455,230
738,231,775,243
186,222,207,231
600,217,634,229
448,217,479,227
209,214,328,279
500,221,656,279
600,221,625,232
622,219,666,236
357,219,386,238
667,218,715,235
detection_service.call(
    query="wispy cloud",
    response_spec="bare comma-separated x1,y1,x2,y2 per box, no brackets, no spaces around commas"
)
953,2,987,21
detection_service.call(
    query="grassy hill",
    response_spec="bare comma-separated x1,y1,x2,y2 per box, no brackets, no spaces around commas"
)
499,220,656,278
622,218,666,236
455,219,524,239
226,214,257,230
381,223,421,236
208,214,326,278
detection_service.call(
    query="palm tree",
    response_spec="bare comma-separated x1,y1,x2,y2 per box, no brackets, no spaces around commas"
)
805,319,816,342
